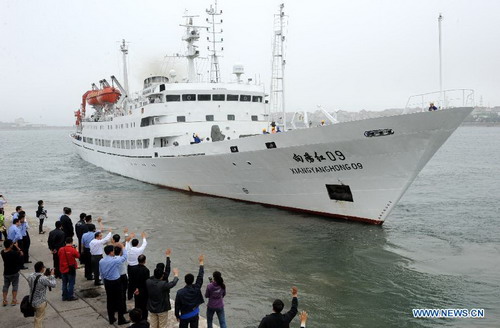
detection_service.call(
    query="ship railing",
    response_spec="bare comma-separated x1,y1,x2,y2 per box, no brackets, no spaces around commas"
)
404,89,474,114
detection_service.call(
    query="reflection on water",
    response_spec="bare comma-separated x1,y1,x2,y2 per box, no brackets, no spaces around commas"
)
1,127,499,327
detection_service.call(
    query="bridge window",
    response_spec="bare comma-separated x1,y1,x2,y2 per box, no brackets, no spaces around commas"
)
166,95,180,102
252,96,263,103
206,115,214,121
251,115,258,121
213,94,225,101
198,94,211,101
227,114,235,121
240,95,251,102
227,94,239,101
177,116,186,122
182,94,196,101
143,139,150,149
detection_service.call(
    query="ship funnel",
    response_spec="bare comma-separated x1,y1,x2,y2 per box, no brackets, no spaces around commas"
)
233,63,244,83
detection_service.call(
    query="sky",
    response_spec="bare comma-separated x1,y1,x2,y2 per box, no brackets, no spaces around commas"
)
1,0,499,126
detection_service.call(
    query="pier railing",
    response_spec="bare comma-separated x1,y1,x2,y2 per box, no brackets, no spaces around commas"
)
404,89,475,113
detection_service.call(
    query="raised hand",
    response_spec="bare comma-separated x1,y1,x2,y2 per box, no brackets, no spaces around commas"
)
165,248,172,257
97,217,102,223
299,311,308,325
141,231,147,239
291,286,298,297
198,254,204,265
173,268,179,277
123,227,129,234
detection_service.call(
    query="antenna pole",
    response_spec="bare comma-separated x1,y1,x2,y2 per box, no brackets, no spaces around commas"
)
120,39,129,95
207,0,223,83
438,13,443,108
270,3,287,131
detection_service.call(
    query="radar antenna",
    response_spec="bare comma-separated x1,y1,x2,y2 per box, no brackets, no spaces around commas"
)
270,4,287,130
180,12,202,82
206,0,224,83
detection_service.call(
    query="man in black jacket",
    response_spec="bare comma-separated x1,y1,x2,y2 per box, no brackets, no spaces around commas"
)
147,253,179,327
175,255,204,328
60,207,74,239
74,212,87,256
129,254,150,320
47,221,65,278
258,286,299,328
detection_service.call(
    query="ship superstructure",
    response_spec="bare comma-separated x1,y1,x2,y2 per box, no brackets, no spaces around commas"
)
71,3,474,224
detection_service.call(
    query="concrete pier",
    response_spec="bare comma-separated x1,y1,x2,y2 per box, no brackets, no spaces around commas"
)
0,206,215,327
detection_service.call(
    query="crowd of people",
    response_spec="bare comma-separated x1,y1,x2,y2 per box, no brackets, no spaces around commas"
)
0,198,310,328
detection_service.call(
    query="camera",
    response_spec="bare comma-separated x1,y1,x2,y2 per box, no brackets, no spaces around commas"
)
44,268,51,276
208,277,213,282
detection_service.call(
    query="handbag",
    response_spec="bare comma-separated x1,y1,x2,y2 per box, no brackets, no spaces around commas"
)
20,275,41,317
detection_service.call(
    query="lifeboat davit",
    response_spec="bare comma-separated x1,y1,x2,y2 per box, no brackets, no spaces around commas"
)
85,87,121,106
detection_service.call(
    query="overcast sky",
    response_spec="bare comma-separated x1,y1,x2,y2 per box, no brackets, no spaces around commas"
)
1,0,499,126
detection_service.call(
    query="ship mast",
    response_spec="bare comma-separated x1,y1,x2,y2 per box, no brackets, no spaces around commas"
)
270,4,287,130
438,13,444,108
206,0,224,83
120,39,129,96
181,13,201,82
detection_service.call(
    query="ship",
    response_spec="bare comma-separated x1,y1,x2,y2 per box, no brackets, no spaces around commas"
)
70,3,474,225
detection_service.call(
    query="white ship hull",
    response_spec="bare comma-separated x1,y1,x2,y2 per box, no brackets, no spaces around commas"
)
72,107,472,224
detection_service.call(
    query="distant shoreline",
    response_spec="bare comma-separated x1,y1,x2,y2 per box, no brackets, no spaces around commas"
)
461,122,500,127
0,126,72,131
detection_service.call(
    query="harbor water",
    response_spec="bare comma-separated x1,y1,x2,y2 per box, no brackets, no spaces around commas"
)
0,126,499,327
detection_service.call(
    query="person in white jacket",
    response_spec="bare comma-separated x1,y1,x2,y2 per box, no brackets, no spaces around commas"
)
89,228,112,286
125,231,147,299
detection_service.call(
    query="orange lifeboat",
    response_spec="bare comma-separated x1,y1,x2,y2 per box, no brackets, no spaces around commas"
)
96,87,121,104
84,87,121,106
86,90,100,106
